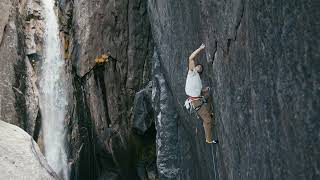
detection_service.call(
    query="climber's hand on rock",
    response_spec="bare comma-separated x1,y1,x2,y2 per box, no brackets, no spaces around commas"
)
201,86,210,98
200,43,206,50
202,86,210,92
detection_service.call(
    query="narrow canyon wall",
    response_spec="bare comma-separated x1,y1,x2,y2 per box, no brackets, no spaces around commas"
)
0,0,318,180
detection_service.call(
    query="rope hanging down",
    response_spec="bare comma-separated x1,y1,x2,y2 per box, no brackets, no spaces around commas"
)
211,144,218,180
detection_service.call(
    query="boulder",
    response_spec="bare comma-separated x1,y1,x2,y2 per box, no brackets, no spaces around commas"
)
0,120,59,180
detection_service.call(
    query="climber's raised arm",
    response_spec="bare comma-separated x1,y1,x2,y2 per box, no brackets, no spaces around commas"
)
188,43,205,71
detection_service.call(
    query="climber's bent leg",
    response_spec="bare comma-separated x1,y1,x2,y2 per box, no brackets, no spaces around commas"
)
191,99,216,143
197,103,213,143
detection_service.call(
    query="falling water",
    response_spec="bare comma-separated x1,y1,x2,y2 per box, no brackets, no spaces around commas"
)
39,0,69,179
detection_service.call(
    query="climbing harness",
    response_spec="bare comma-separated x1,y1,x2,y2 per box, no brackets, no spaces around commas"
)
184,96,207,114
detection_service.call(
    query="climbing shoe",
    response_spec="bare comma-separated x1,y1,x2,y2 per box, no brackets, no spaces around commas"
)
206,139,219,144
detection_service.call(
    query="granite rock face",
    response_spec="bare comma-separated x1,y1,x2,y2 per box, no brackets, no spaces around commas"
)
61,0,155,179
152,50,180,180
0,0,24,126
0,0,40,138
132,82,153,135
1,0,318,180
147,0,319,180
0,120,59,180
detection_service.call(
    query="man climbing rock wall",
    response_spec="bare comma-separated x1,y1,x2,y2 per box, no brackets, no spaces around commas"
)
148,0,319,180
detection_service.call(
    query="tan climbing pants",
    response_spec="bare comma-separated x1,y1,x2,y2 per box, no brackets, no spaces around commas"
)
191,99,214,142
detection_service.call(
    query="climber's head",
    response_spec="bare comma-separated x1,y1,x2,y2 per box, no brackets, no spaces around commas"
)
195,64,203,75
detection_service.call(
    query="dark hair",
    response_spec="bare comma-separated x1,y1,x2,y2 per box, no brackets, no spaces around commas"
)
195,64,204,75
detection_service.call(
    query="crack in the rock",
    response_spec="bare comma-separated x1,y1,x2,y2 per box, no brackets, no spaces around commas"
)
234,0,244,41
33,109,41,141
0,24,7,48
224,0,244,55
211,40,218,63
227,38,232,54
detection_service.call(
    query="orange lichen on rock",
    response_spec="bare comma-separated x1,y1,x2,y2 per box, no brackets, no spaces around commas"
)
95,54,109,64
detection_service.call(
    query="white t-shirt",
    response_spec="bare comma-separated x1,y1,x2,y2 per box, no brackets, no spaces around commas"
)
185,70,202,97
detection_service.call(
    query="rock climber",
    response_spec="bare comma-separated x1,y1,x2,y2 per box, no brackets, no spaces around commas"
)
184,43,218,144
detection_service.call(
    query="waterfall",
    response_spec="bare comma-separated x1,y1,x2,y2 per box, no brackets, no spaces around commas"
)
39,0,69,179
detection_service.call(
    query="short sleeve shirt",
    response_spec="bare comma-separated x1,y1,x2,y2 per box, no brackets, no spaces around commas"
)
185,70,202,97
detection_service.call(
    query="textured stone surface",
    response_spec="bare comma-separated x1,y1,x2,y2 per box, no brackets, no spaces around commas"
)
24,0,44,56
0,0,41,139
0,0,22,126
148,1,217,179
148,0,319,180
152,50,180,180
131,82,153,135
64,0,155,179
131,83,157,180
0,120,59,180
1,0,318,180
72,0,129,78
0,0,10,42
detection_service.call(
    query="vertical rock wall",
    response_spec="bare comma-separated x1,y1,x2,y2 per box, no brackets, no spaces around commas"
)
61,0,155,179
0,0,40,138
1,0,318,180
0,0,25,126
148,0,319,180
